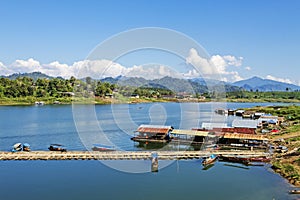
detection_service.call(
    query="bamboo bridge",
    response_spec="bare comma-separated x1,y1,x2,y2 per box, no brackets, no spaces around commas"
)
0,150,270,161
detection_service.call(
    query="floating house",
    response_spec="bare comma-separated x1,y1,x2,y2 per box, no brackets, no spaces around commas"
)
170,129,209,145
131,124,173,143
218,133,268,149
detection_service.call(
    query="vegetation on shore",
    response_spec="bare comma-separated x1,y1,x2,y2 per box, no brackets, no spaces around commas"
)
243,105,300,186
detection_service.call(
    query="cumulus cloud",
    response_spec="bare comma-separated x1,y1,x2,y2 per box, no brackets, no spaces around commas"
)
0,62,13,76
185,48,217,75
41,61,72,78
185,48,244,82
10,58,41,73
72,59,126,79
0,50,245,82
223,55,243,66
266,75,293,84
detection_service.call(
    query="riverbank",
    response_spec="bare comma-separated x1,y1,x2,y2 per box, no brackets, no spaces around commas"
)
242,105,300,186
1,96,300,106
270,134,300,186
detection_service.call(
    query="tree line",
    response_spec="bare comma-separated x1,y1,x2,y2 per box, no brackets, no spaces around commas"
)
0,76,174,99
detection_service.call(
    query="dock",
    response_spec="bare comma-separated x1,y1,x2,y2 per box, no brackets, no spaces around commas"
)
0,150,270,161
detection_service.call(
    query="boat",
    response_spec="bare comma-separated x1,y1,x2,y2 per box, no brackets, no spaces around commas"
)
202,154,218,165
35,101,45,106
48,144,67,152
220,155,271,165
289,190,300,194
23,143,31,152
12,143,23,152
91,144,115,151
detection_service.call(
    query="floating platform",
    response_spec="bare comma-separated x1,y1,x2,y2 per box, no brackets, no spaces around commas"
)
0,151,270,161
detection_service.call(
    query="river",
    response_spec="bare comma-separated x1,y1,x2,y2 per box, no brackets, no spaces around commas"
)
0,102,299,199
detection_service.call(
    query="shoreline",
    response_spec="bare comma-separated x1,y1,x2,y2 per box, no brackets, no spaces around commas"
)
0,97,300,106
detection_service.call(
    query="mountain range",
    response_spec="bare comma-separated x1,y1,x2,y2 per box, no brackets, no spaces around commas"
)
2,72,300,92
232,76,300,91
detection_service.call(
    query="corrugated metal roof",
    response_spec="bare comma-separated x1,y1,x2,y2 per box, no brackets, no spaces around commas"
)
136,124,173,134
223,133,268,141
232,119,258,129
201,123,228,129
171,129,209,136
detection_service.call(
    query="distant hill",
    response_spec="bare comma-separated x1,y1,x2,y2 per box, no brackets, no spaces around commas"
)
233,76,300,91
101,76,242,93
1,72,56,80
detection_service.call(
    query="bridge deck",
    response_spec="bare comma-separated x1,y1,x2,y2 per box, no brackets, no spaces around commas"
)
0,150,270,161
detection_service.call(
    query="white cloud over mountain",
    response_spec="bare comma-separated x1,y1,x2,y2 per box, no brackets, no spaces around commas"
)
266,75,293,84
1,49,296,85
185,48,243,82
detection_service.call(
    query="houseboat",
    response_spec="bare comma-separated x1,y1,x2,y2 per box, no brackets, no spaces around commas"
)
131,124,173,143
217,133,268,150
170,129,209,146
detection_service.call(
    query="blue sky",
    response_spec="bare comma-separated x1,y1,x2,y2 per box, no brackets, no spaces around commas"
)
0,0,299,83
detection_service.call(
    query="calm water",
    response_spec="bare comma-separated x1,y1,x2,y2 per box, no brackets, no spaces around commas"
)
0,102,299,200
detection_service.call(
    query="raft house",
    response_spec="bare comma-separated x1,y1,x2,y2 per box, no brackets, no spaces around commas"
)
131,124,174,143
217,133,268,150
169,129,210,145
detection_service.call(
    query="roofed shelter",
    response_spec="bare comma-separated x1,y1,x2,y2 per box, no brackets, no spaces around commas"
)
218,132,268,149
131,125,173,143
170,129,209,145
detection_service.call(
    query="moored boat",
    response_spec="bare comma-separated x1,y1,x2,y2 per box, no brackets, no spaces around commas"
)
12,143,23,152
48,144,67,152
202,154,218,166
92,144,115,151
35,101,45,106
23,143,31,152
220,155,271,164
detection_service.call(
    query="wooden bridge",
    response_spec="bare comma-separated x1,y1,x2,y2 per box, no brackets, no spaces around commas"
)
0,150,270,161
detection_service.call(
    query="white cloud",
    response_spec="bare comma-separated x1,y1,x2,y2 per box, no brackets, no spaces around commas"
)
245,66,251,71
0,62,14,76
41,61,73,78
72,59,126,79
185,48,244,82
266,75,293,84
185,48,217,75
0,50,244,83
223,55,243,66
10,58,41,73
125,64,182,80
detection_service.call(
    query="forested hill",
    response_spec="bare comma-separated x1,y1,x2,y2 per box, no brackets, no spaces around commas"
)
1,72,55,80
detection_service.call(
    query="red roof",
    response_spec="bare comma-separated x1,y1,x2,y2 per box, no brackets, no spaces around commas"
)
137,125,173,134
